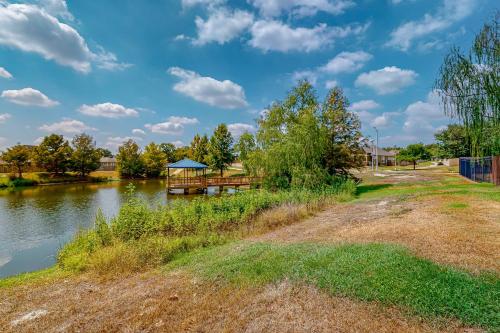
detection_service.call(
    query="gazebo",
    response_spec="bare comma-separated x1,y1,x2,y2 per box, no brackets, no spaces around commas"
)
166,158,208,194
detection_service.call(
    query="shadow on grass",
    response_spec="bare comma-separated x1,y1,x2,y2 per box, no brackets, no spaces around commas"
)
355,183,393,197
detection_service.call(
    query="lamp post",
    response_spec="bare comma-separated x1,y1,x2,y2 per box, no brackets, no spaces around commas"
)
373,127,379,172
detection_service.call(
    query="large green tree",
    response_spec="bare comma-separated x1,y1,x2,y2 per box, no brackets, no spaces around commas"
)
1,144,32,178
250,81,363,189
33,134,73,175
70,134,101,177
397,143,431,170
189,134,209,164
207,124,235,177
434,124,471,158
435,15,499,157
142,142,167,178
116,139,144,178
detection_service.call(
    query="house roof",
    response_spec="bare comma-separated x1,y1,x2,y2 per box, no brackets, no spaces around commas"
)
363,146,396,157
167,158,208,169
99,157,116,163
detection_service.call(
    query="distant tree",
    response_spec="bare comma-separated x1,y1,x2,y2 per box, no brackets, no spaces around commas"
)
70,134,101,177
434,124,471,158
174,146,190,162
321,87,365,176
207,124,235,177
435,14,499,157
116,139,144,178
235,132,256,173
96,148,113,158
159,143,176,163
397,143,431,170
33,134,73,175
1,144,32,178
142,142,167,178
189,134,209,164
424,143,440,160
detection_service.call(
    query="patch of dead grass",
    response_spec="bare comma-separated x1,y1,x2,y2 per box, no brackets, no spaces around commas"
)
254,195,500,274
0,272,480,333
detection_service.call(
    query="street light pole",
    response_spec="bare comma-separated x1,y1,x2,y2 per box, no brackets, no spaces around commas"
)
373,127,379,172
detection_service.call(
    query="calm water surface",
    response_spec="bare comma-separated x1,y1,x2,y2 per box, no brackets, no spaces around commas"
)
0,180,212,278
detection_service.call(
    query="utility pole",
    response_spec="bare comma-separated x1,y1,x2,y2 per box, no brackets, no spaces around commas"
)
373,127,379,172
369,138,374,171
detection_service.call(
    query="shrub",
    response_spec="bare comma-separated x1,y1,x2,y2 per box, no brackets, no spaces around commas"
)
58,181,356,274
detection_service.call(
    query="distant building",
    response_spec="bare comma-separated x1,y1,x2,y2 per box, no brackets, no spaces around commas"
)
363,146,396,166
98,157,117,171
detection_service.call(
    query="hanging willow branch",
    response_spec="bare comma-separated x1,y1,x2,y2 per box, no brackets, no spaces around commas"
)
435,13,499,157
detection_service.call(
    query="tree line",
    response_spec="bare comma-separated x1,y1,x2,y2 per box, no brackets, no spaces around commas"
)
0,123,243,179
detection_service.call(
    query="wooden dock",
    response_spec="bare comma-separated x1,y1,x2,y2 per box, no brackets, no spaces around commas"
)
167,176,263,194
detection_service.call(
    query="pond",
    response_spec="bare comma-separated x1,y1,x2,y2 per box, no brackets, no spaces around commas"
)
0,180,214,278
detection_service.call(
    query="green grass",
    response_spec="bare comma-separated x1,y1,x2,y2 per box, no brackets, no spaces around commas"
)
447,202,469,209
356,177,500,202
171,242,500,330
0,267,68,289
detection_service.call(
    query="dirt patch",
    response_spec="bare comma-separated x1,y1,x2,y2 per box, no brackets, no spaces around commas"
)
253,195,500,274
0,272,479,333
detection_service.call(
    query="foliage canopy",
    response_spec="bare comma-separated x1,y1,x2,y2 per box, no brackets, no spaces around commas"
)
246,82,364,189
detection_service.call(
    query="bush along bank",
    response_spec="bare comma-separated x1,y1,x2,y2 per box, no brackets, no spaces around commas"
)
58,180,356,274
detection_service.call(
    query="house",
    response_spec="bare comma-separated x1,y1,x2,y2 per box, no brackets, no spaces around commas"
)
98,157,117,171
363,146,396,166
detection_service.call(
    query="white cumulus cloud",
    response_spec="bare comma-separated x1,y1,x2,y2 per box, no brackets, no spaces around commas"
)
248,0,354,18
0,3,129,73
0,66,12,79
181,0,225,8
325,80,338,89
1,88,59,107
349,100,381,112
249,21,368,53
387,0,476,51
39,118,96,134
105,136,143,150
321,51,372,74
78,103,139,118
355,66,418,95
403,90,447,134
132,128,146,136
168,67,248,109
38,0,73,21
193,8,253,45
0,113,11,124
145,116,199,135
227,123,256,137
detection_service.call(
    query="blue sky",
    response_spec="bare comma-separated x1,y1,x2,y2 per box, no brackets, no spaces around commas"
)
0,0,497,151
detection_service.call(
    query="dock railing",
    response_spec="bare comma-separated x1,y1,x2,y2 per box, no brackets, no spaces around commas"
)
167,176,263,189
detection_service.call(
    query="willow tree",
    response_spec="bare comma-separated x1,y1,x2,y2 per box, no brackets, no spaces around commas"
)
435,14,499,157
249,81,363,190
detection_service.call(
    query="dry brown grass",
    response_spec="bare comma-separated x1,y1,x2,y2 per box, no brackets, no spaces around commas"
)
254,195,500,274
0,272,479,333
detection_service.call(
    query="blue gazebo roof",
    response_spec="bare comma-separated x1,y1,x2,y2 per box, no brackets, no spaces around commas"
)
167,158,208,169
